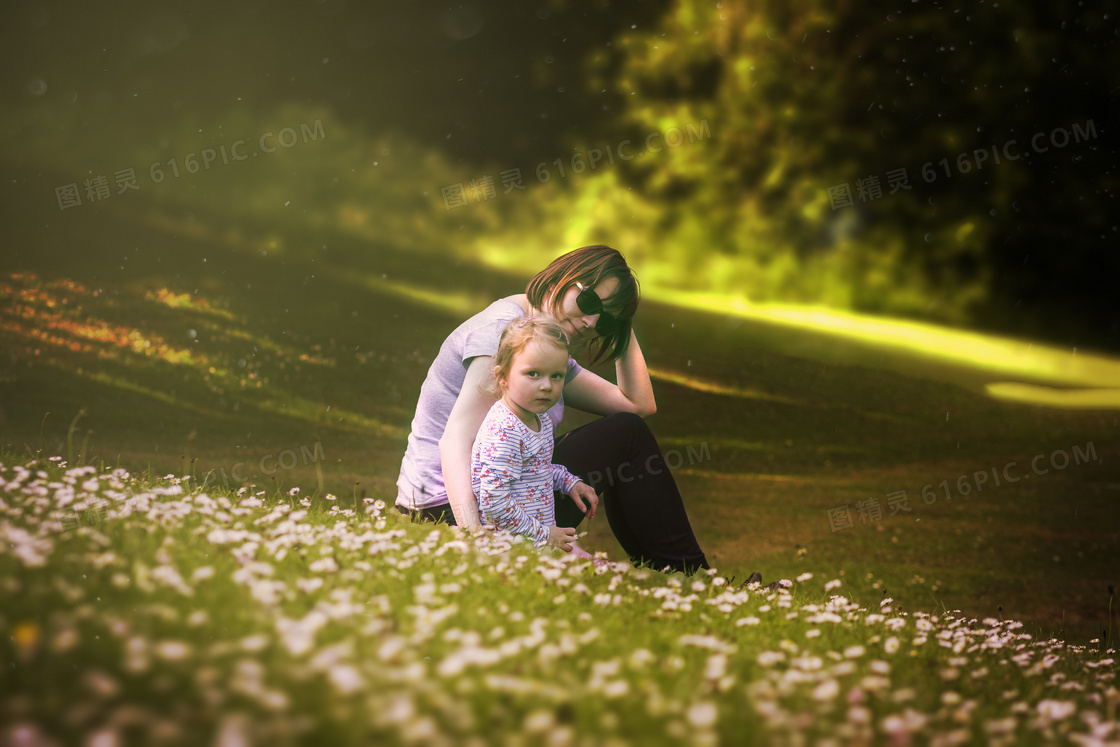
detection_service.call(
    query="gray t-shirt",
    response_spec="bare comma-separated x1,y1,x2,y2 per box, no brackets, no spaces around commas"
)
396,298,583,510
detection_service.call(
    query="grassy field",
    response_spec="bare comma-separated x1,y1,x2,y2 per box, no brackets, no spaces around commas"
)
1,174,1119,741
0,455,1116,745
3,187,1118,638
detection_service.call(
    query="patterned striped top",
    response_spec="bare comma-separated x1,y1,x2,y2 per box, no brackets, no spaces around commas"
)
470,400,582,546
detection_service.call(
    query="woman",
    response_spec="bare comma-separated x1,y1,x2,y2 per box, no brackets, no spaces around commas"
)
395,245,710,573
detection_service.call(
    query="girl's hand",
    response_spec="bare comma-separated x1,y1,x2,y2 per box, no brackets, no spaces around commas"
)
547,525,577,552
568,481,599,517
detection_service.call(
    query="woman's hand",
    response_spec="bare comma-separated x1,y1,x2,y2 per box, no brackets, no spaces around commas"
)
547,525,577,552
567,481,599,518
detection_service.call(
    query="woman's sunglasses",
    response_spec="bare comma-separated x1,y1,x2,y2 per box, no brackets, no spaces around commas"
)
575,282,618,337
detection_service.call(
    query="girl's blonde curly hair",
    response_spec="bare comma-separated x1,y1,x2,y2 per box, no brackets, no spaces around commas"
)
480,316,570,396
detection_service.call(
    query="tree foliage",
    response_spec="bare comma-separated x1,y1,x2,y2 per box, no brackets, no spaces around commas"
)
567,0,1117,343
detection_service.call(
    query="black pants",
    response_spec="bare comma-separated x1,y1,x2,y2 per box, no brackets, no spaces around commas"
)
399,412,710,574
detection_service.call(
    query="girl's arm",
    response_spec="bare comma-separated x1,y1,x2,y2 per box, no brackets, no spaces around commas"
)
544,412,596,516
550,465,582,496
562,329,657,417
439,356,500,529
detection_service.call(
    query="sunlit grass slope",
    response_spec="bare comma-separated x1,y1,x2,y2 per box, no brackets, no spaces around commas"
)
472,237,1120,408
6,95,1116,406
649,292,1120,407
2,191,1119,648
2,95,1118,659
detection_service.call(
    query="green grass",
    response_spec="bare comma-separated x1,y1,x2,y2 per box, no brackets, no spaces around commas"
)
0,454,1116,744
1,184,1118,648
1,106,1120,743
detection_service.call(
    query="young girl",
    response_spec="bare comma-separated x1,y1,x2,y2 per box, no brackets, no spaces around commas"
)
470,317,599,553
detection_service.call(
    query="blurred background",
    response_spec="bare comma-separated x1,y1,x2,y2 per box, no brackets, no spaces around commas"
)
2,0,1117,347
1,0,1118,639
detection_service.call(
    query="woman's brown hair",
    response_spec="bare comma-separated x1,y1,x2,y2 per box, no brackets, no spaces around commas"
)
524,245,639,364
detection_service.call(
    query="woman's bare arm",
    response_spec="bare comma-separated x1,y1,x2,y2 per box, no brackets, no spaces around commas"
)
438,355,499,529
563,329,657,417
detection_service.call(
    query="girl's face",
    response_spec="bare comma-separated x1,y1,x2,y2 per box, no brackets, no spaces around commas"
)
548,276,620,345
499,340,568,423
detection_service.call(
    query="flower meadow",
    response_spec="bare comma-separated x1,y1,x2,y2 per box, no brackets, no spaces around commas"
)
1,457,1117,746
